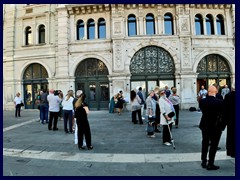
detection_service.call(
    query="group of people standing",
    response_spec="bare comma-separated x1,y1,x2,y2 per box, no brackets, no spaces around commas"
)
130,85,180,146
109,90,126,114
14,89,93,151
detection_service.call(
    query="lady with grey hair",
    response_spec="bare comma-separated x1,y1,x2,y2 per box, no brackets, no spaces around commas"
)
159,88,175,146
146,90,157,138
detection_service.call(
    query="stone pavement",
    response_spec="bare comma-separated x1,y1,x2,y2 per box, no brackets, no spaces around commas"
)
3,109,235,176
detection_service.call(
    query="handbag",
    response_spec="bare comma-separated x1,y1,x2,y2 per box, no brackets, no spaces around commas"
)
20,102,24,106
168,112,175,118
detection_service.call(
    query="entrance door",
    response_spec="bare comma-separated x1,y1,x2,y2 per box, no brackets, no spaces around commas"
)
24,83,48,109
76,81,109,110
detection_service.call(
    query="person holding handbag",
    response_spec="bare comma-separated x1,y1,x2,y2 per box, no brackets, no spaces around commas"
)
14,92,23,117
145,90,157,138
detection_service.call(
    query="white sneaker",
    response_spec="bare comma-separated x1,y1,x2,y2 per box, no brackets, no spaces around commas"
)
163,142,171,146
142,117,145,120
148,134,156,138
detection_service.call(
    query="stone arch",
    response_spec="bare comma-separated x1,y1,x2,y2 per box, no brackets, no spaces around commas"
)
193,50,235,74
70,54,111,77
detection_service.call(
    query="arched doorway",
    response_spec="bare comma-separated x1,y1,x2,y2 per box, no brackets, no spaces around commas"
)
23,63,49,109
75,58,109,110
197,54,231,93
130,46,175,98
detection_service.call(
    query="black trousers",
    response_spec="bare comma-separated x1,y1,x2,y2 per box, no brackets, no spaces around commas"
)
173,104,179,125
77,120,92,148
162,123,172,143
15,104,21,117
201,129,222,165
48,112,59,130
132,109,143,123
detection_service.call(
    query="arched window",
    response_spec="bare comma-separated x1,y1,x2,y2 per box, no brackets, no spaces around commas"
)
216,15,225,35
87,19,95,39
146,13,155,35
164,13,174,35
128,14,137,36
38,25,45,44
98,18,106,39
25,26,32,45
77,20,84,40
206,14,214,35
195,14,204,35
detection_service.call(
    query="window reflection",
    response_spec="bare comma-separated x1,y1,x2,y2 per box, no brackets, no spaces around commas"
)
195,14,204,35
87,19,95,39
128,14,137,36
77,20,84,40
100,83,109,101
39,25,45,43
164,13,174,35
146,13,155,35
98,18,106,39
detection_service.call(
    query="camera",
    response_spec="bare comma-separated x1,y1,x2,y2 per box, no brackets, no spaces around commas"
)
54,90,60,96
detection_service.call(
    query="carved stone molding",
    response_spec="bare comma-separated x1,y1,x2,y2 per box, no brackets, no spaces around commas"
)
113,41,123,71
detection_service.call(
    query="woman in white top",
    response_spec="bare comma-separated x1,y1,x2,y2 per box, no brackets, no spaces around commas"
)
14,92,23,117
62,90,74,133
159,88,175,146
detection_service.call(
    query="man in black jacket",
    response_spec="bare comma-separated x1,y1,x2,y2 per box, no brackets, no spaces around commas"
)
199,86,226,170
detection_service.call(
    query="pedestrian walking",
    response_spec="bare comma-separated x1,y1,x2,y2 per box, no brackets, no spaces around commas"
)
224,83,235,158
14,92,23,117
199,86,226,170
75,93,93,150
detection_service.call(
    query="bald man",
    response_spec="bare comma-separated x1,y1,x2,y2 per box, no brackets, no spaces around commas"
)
199,86,226,170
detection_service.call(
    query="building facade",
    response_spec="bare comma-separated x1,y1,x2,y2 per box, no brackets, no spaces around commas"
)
3,4,235,110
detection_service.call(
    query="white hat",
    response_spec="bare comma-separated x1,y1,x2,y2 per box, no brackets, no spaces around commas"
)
76,90,83,96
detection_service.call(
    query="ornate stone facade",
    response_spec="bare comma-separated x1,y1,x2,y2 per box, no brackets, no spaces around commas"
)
3,4,235,110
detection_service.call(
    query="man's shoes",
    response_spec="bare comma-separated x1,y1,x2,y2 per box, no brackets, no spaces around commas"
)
206,164,220,170
53,128,58,131
155,129,161,133
201,162,207,168
87,146,93,150
217,147,221,150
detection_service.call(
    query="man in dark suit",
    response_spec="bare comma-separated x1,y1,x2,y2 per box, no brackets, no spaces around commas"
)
199,86,226,170
224,83,235,158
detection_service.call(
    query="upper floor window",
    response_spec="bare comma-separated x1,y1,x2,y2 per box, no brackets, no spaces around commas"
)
38,24,45,44
128,14,137,36
77,20,84,40
25,26,32,45
87,19,95,39
146,13,155,35
206,14,214,35
216,14,225,35
98,18,106,39
164,13,174,35
195,14,204,35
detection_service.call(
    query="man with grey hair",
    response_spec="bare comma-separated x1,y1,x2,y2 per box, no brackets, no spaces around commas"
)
221,84,230,99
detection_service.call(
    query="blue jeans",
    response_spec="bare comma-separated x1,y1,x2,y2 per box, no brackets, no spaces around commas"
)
40,104,49,123
63,110,73,132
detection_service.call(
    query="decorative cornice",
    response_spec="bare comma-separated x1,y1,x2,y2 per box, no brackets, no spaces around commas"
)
67,4,110,15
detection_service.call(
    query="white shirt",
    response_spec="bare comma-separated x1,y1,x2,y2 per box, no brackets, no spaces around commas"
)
198,89,208,99
47,93,61,112
159,96,175,125
14,96,22,105
62,96,74,111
